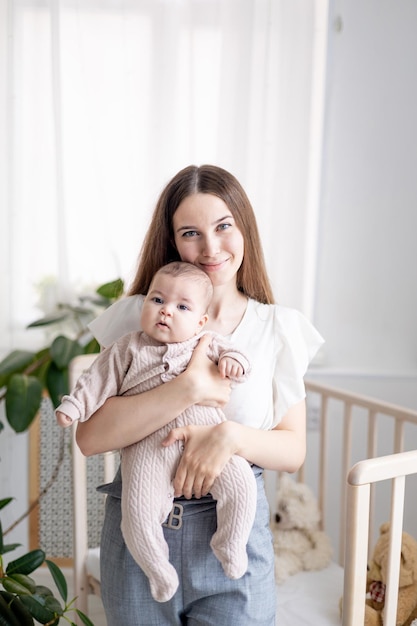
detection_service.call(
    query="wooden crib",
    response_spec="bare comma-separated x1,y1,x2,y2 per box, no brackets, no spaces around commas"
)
69,355,417,625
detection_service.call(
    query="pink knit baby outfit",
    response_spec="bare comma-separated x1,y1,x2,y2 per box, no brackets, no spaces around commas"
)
57,331,256,602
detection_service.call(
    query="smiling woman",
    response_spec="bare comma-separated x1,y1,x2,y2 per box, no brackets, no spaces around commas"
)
75,163,324,625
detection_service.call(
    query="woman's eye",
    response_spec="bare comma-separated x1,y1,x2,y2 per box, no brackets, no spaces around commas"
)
182,230,198,238
217,223,231,231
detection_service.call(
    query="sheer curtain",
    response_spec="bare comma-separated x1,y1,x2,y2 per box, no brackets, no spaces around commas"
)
0,0,328,353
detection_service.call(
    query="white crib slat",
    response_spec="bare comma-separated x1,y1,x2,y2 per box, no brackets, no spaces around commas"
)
339,402,352,565
384,475,405,624
69,354,99,621
318,394,328,530
342,482,370,625
394,419,404,454
103,450,117,483
72,421,89,618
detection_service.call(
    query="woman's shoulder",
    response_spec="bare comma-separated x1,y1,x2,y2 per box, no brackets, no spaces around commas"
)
247,299,309,327
88,294,145,347
247,299,324,353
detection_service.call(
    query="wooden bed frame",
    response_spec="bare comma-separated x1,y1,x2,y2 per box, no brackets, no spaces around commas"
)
69,355,417,625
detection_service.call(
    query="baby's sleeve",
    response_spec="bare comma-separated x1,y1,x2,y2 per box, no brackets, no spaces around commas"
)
55,334,132,423
208,333,251,381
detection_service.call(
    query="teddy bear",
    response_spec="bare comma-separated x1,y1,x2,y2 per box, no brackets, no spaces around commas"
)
363,522,417,626
271,472,333,584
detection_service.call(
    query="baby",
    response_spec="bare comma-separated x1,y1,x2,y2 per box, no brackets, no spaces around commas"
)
56,261,256,602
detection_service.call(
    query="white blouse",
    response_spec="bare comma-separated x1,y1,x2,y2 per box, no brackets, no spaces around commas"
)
88,296,324,430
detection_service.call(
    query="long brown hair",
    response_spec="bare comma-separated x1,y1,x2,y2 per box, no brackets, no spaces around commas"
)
128,165,275,304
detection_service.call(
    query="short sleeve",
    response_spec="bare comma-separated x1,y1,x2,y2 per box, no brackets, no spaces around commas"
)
272,307,324,426
88,295,144,347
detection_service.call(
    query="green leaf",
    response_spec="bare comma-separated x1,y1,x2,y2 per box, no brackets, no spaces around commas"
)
0,351,37,388
6,550,45,576
45,561,67,603
0,500,13,512
44,595,63,615
45,364,68,408
8,574,36,594
66,305,95,316
26,312,70,328
83,338,100,355
20,594,56,624
0,545,21,556
0,592,21,626
33,586,53,597
0,592,34,626
2,577,32,596
75,609,96,626
5,375,43,433
29,348,52,384
96,278,124,300
50,336,83,370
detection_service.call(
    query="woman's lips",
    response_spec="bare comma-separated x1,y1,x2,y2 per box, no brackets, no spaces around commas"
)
199,259,228,272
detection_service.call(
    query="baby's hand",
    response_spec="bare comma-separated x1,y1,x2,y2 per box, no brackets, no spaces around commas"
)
56,410,73,428
218,356,243,380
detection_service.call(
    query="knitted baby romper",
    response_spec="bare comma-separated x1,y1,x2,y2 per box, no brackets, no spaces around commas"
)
57,331,257,603
118,334,257,602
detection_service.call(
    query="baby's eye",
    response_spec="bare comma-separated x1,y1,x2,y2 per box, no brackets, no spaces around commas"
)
178,304,189,311
152,297,163,304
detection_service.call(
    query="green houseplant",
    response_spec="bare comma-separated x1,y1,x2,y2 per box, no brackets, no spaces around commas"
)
0,278,124,435
1,497,93,625
0,278,124,625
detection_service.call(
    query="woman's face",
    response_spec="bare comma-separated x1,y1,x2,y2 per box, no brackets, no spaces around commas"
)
172,193,244,289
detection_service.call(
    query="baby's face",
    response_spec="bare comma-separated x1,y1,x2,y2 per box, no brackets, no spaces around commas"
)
141,273,208,343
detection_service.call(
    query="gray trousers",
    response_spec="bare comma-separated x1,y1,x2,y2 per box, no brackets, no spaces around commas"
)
98,466,276,626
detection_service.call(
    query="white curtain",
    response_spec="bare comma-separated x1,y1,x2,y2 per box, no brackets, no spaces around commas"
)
0,0,327,353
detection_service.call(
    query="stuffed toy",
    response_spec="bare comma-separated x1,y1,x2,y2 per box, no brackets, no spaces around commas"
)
363,522,417,626
271,473,333,584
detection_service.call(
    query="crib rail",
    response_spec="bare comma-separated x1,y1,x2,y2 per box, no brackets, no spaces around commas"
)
343,449,417,625
304,380,417,565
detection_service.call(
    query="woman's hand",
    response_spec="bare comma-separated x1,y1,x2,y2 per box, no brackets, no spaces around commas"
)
183,333,232,407
162,421,238,499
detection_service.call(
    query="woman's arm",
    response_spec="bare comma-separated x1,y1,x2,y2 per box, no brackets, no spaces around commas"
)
76,334,232,456
162,400,306,499
233,399,306,471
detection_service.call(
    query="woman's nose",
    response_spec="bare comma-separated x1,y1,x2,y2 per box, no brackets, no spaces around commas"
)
202,235,219,256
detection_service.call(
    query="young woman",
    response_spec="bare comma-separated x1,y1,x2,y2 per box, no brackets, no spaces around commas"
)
76,164,324,625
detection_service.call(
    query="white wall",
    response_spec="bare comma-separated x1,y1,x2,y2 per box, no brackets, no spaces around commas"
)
313,0,417,375
304,0,417,554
